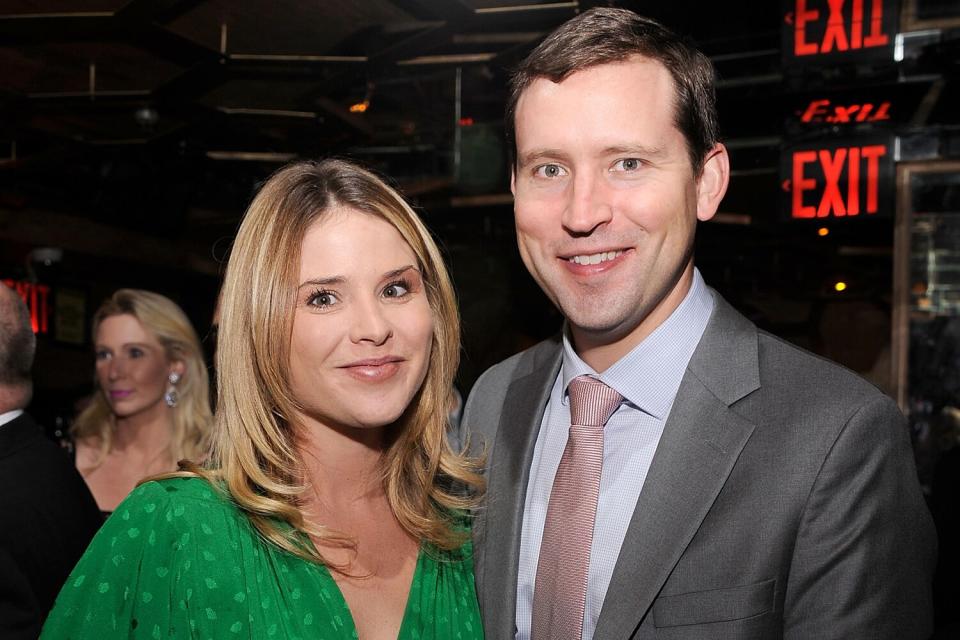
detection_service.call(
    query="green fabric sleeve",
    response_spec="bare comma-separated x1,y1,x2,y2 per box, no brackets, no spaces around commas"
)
40,481,184,639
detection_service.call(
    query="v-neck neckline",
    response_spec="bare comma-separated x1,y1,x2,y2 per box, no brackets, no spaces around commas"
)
313,542,426,639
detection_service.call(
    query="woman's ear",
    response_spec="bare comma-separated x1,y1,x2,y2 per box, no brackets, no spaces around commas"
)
170,360,186,379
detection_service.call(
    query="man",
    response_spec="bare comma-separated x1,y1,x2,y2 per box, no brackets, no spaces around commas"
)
461,7,935,639
0,283,102,639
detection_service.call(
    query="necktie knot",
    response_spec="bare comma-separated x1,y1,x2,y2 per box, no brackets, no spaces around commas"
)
568,375,623,429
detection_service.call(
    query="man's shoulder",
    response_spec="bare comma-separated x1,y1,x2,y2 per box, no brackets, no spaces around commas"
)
756,329,885,398
707,293,888,408
458,337,561,448
748,329,899,432
469,335,562,398
0,412,85,490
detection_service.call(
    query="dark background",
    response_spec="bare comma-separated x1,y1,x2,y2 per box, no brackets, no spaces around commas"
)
1,0,959,630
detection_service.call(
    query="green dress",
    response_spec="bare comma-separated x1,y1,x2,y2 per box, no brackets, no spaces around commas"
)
40,477,482,639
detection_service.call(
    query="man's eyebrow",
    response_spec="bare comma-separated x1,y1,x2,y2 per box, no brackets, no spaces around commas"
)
517,148,571,168
517,144,667,168
601,144,667,157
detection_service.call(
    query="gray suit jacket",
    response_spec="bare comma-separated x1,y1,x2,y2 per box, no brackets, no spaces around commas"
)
460,292,935,639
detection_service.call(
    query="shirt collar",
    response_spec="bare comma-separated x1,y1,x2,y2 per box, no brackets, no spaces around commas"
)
560,268,715,419
0,409,24,428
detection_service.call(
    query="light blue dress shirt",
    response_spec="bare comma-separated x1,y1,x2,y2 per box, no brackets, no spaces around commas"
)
515,269,715,640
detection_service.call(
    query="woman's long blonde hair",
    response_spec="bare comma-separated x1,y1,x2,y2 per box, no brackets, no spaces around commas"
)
72,289,213,467
195,158,482,563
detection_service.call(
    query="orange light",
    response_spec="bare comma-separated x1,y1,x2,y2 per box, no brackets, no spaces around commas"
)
834,281,847,292
349,100,369,113
818,227,829,236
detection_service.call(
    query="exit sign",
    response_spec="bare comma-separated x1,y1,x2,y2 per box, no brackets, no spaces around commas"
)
3,279,51,334
781,136,895,219
783,0,899,66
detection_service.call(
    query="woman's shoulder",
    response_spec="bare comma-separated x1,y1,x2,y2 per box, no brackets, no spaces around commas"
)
111,475,242,531
72,436,100,468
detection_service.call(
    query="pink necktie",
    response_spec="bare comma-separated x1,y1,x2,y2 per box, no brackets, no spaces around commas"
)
531,375,623,640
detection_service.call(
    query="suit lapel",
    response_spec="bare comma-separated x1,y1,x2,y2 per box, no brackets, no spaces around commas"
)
481,342,561,640
594,294,762,639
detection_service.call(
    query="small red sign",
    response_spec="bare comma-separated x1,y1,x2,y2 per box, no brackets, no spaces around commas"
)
799,98,891,124
3,279,51,334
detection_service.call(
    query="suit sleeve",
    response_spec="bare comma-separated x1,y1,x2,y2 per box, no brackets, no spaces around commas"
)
0,547,42,640
39,482,183,639
783,394,936,639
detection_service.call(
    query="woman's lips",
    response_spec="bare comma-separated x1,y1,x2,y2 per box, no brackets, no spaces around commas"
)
339,357,403,381
109,390,133,400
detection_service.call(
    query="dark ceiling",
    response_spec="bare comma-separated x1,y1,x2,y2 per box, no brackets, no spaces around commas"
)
0,0,956,281
0,0,790,272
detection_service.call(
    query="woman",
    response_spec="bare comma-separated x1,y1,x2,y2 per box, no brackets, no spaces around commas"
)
43,159,484,639
72,289,213,514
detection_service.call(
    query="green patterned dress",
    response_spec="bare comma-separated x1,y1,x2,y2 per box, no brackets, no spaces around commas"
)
40,477,482,639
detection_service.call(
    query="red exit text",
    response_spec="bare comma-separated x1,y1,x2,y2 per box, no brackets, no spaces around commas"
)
790,0,890,56
787,144,888,218
800,98,891,123
3,279,50,334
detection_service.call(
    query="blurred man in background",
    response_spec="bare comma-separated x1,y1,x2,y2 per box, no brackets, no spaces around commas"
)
0,283,101,639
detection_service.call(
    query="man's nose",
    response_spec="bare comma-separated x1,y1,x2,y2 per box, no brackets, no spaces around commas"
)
561,171,613,236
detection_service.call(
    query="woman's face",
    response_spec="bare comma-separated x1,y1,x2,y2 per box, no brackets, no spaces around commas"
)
95,314,178,421
288,206,434,433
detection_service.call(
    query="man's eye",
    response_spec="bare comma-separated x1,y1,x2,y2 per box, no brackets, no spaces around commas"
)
533,164,567,179
612,158,642,172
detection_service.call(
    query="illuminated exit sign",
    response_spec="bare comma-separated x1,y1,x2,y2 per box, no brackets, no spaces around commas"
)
3,279,51,334
783,0,899,65
780,136,895,219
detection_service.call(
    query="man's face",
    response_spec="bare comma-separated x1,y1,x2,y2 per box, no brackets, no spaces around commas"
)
511,56,727,367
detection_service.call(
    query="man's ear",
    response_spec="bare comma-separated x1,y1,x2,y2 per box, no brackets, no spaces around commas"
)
510,168,517,197
696,143,730,222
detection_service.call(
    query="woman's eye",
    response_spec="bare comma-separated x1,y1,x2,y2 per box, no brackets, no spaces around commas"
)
612,158,642,172
533,164,567,179
383,281,411,299
307,290,339,308
128,348,144,358
95,350,110,361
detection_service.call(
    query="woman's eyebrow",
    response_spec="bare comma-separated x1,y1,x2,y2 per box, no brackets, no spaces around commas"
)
297,276,345,289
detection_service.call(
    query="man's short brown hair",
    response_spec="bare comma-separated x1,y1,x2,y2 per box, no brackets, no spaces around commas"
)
506,7,719,174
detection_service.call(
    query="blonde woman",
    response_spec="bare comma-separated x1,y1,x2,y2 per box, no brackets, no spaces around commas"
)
43,159,484,639
72,289,212,514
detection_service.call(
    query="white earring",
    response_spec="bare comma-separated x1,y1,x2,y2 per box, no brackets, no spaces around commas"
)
164,372,181,407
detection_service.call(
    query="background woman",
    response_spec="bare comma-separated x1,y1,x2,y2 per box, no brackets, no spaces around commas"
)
43,159,484,639
72,289,212,514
